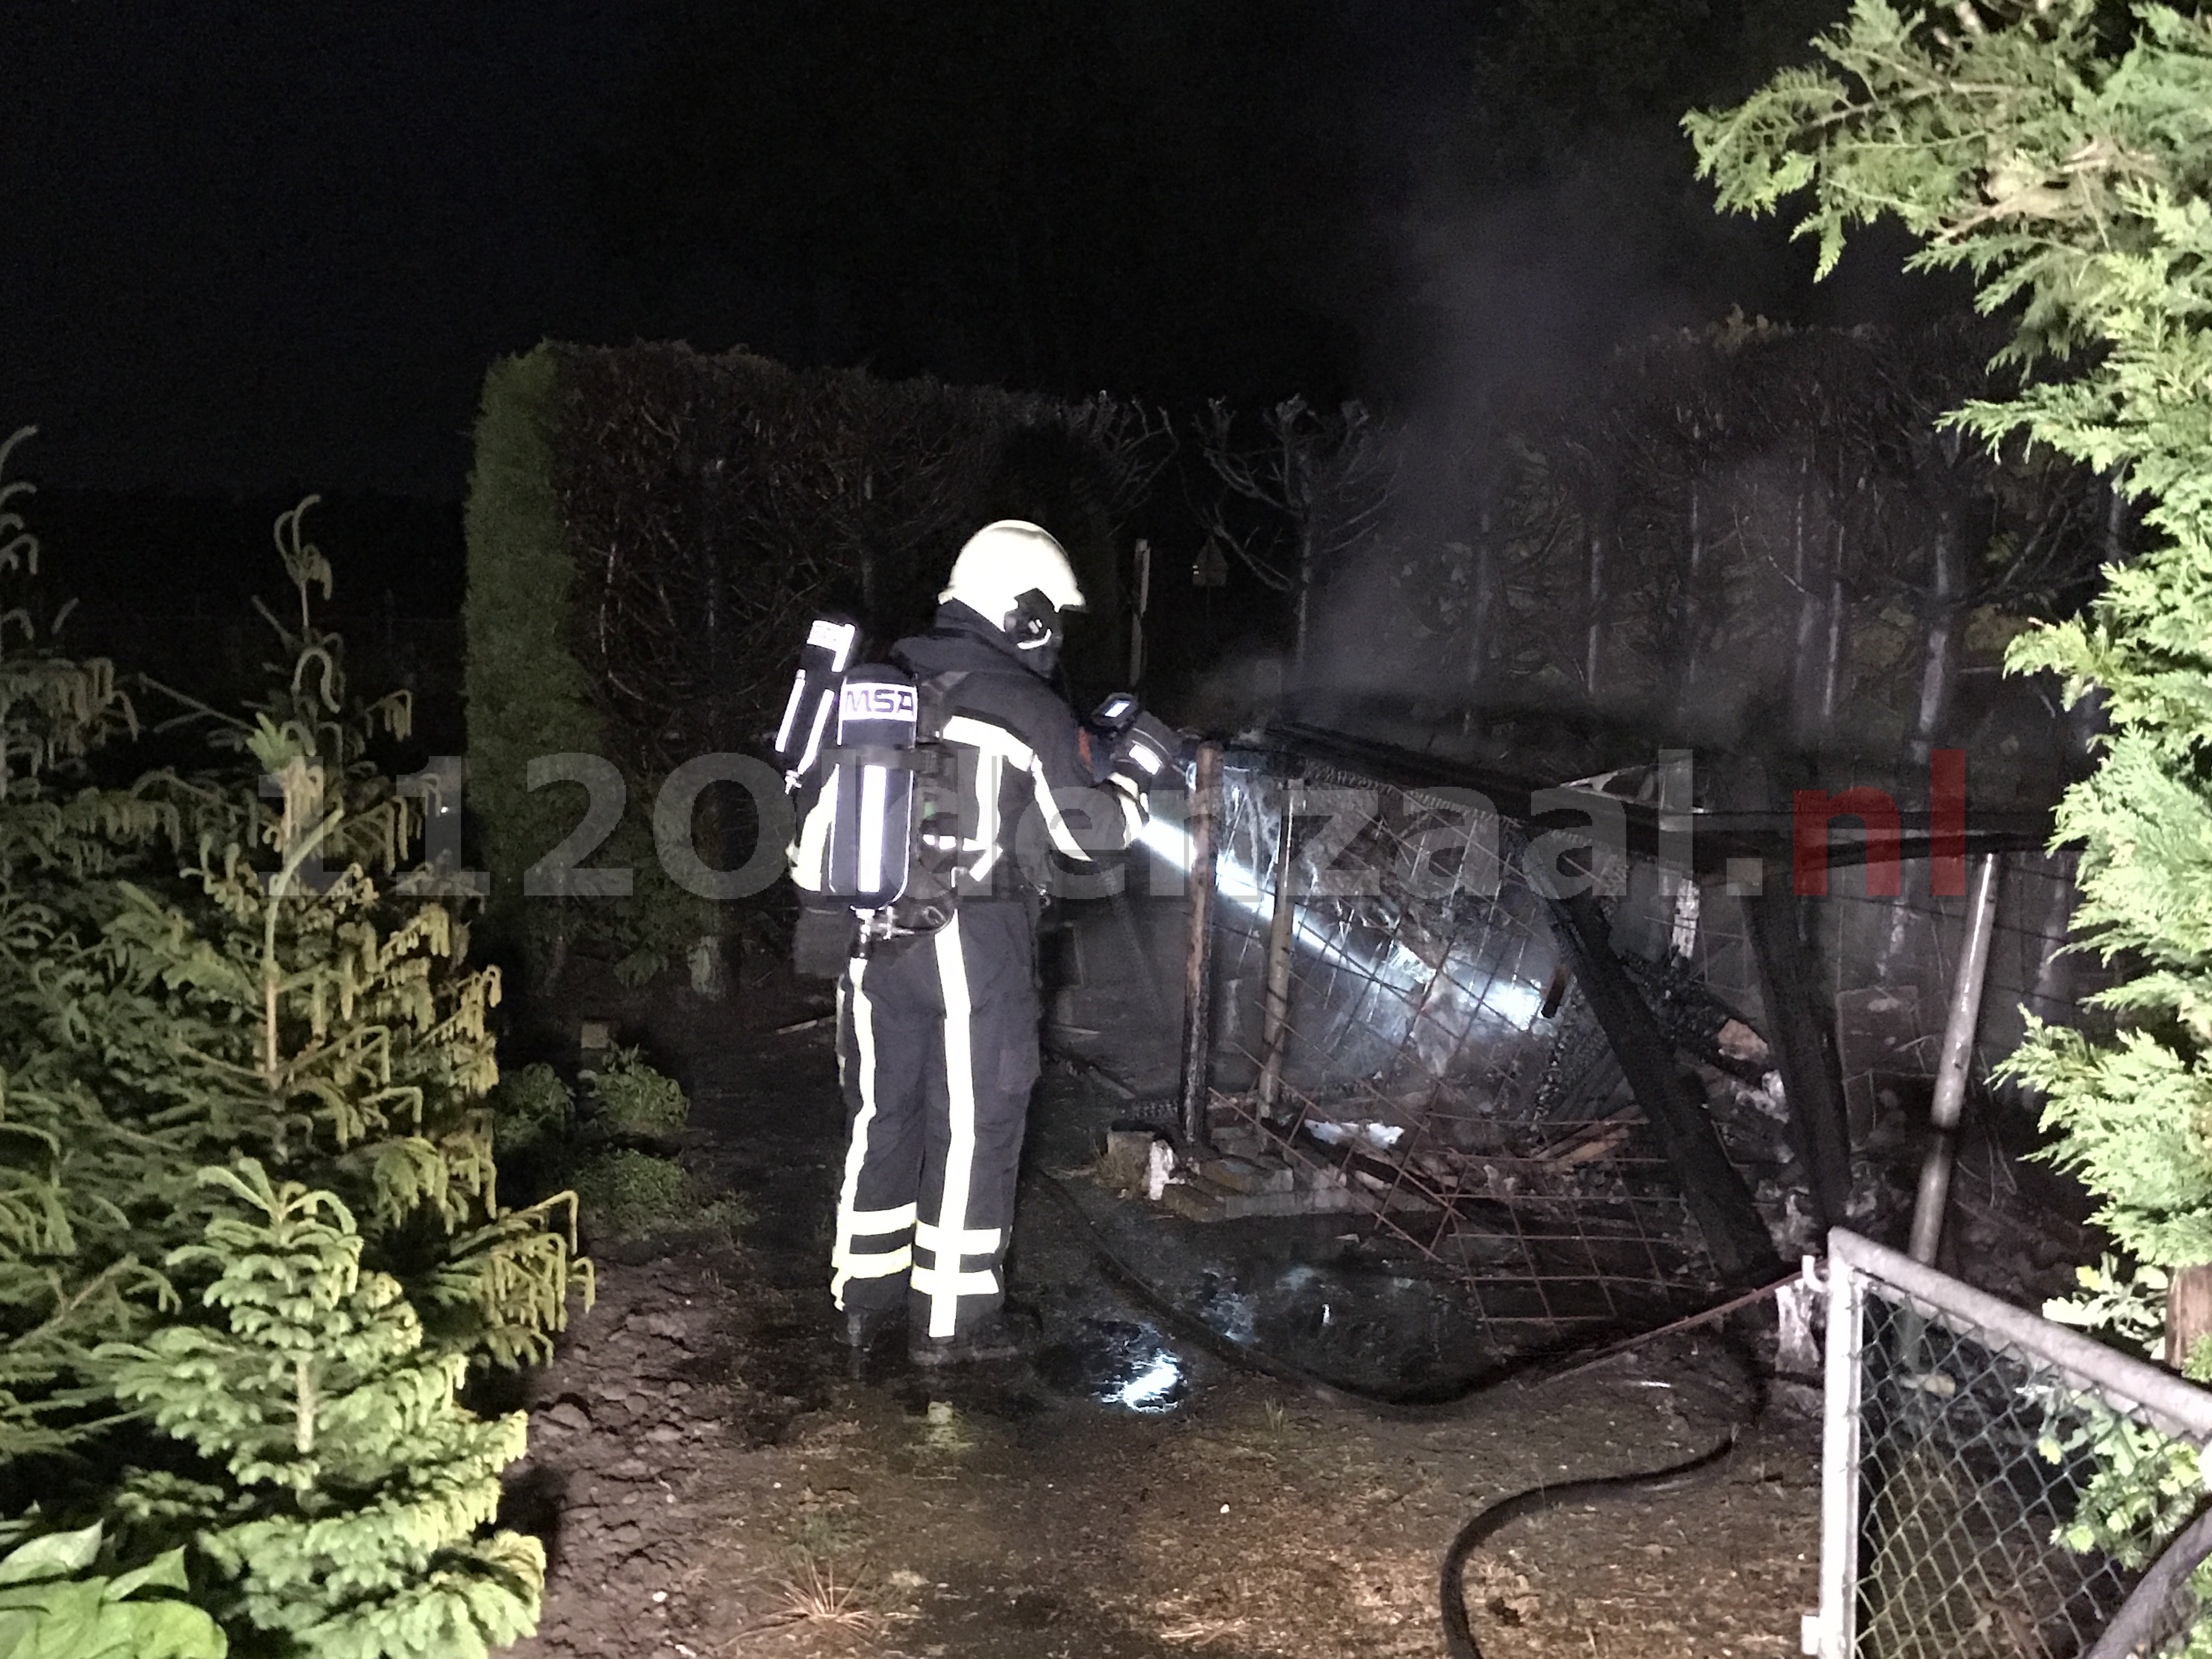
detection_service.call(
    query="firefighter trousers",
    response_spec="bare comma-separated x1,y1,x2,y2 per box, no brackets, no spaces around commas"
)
830,901,1041,1339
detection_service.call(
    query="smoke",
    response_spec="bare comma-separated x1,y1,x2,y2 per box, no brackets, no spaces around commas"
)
1280,71,2001,794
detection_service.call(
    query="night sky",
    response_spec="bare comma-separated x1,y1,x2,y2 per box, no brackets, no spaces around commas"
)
6,0,1960,504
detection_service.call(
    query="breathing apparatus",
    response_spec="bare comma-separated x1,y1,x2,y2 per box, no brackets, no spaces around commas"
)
776,520,1174,955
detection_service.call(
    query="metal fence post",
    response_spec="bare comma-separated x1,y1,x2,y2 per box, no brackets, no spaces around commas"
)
1908,851,2001,1265
1177,741,1222,1153
1818,1246,1865,1659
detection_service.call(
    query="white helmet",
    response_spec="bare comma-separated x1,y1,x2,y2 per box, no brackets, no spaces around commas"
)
939,520,1086,649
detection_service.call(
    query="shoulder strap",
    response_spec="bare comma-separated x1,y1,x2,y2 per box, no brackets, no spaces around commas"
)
914,670,970,742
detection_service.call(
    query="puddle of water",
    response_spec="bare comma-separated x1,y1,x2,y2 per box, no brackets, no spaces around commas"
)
1036,1318,1190,1413
1187,1255,1478,1394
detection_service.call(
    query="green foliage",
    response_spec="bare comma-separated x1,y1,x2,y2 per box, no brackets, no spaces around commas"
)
568,1150,746,1242
2032,1392,2203,1564
1686,2,2212,360
2007,1015,2212,1266
2042,1256,2170,1361
0,475,592,1651
460,350,708,991
580,1048,686,1139
0,430,204,1470
87,499,594,1370
98,1163,540,1659
0,1521,225,1659
486,1065,571,1159
460,349,608,970
568,1151,686,1239
1691,0,2212,1593
492,1053,742,1243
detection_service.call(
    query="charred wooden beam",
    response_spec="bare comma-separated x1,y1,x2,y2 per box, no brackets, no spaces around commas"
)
1256,781,1298,1118
1177,741,1223,1154
1745,890,1853,1233
1548,889,1782,1286
1265,719,2049,878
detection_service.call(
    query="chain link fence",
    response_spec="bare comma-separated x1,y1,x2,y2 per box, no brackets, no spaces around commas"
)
1818,1229,2212,1659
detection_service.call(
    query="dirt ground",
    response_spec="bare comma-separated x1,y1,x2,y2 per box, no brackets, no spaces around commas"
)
495,964,1824,1659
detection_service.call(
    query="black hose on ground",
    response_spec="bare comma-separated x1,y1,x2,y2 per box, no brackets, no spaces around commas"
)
1026,1166,1769,1656
1436,1429,1746,1659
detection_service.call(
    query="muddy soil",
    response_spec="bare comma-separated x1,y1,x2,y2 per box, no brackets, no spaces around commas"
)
498,961,1822,1659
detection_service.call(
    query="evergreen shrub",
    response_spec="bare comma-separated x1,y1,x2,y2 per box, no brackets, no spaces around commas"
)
100,1165,540,1659
487,1065,571,1159
1692,0,2212,1613
0,471,591,1654
580,1047,687,1140
568,1152,690,1240
485,1049,739,1242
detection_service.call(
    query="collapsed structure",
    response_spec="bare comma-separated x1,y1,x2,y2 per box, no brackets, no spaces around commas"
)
1051,732,2087,1375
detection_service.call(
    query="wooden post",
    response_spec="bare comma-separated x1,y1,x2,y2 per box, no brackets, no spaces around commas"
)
1256,781,1298,1118
1549,889,1782,1286
2166,1268,2212,1372
1746,889,1855,1233
1177,741,1223,1153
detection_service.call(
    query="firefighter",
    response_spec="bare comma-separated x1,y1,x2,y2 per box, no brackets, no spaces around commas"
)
788,520,1166,1366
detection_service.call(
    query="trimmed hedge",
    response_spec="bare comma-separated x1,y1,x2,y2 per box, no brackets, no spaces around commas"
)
464,342,1169,984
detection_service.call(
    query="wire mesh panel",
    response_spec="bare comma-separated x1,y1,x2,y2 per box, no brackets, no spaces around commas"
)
1819,1231,2212,1659
1125,747,2099,1370
1183,755,1765,1361
1815,851,2113,1150
1214,1081,1720,1340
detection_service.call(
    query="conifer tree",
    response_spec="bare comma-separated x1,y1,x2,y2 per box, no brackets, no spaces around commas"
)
1689,0,2212,1592
0,482,589,1649
0,426,191,1466
64,499,591,1367
100,1161,539,1658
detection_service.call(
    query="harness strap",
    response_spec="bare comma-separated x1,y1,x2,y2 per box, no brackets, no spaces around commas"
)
820,744,922,770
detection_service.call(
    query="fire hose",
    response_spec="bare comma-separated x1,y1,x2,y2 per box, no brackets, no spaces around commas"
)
1433,1428,1744,1658
1025,1166,1768,1657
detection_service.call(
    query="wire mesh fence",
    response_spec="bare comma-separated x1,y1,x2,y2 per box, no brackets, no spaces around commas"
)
1817,849,2112,1144
1181,753,1763,1361
1147,746,2093,1365
1818,1230,2212,1659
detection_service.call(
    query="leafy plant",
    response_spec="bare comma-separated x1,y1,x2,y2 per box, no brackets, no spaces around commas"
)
569,1151,689,1239
2032,1400,2204,1565
580,1047,687,1139
487,1065,572,1159
98,1162,540,1659
0,1520,225,1659
2042,1257,2171,1363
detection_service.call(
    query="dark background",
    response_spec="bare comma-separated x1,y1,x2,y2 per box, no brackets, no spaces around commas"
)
5,0,1968,608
